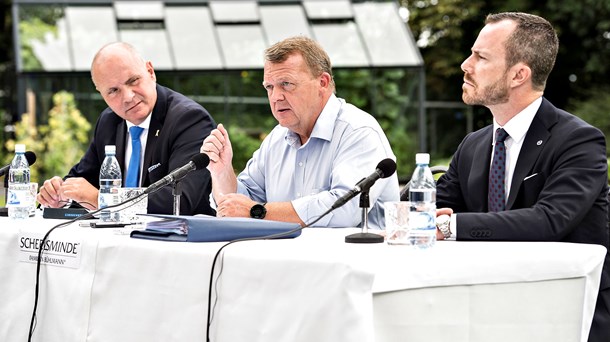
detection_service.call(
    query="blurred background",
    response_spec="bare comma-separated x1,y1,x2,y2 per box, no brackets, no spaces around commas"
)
0,0,608,204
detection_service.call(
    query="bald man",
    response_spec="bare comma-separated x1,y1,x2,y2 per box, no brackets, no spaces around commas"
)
38,42,216,215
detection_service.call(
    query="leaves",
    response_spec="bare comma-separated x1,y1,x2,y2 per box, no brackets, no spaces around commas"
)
5,91,91,184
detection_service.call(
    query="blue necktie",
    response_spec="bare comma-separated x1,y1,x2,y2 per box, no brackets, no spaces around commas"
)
126,126,144,187
488,128,509,212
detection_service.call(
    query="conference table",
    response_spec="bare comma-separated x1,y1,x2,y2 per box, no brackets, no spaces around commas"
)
0,214,606,342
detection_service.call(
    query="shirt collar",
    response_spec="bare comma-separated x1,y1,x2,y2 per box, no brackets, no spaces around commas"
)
126,113,152,131
285,94,341,146
493,97,542,145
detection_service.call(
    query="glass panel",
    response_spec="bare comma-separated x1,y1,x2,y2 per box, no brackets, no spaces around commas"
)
303,0,352,20
165,7,223,69
18,5,71,71
216,25,266,69
66,7,118,71
260,5,311,45
354,2,422,67
311,23,369,67
114,1,164,20
210,1,259,23
119,30,174,70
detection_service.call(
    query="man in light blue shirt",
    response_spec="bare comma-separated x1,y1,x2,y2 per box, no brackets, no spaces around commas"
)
201,36,399,229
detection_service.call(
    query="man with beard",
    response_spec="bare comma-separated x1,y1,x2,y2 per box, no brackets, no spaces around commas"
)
433,12,609,342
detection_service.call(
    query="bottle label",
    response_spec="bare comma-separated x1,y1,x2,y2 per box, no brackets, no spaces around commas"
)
409,211,436,231
7,189,30,207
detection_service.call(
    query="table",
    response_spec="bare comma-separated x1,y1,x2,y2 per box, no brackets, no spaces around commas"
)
0,216,606,342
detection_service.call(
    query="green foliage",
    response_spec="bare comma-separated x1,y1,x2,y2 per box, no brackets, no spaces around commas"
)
226,126,265,173
17,6,65,71
4,91,91,184
567,85,610,157
402,0,484,100
334,68,418,179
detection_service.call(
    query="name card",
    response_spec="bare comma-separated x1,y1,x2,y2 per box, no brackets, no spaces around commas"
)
18,234,82,269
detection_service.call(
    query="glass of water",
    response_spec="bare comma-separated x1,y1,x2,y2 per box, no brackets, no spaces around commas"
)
385,201,411,245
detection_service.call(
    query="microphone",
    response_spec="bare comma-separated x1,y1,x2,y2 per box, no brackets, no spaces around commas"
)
0,151,37,177
144,153,210,194
331,158,397,210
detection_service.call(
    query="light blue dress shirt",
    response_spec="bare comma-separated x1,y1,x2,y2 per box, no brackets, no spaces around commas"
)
235,94,399,229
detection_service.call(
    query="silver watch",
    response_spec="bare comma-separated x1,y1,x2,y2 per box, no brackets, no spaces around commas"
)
436,214,452,239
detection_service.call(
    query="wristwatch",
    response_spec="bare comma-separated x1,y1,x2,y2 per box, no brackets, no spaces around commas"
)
436,214,452,239
250,202,267,219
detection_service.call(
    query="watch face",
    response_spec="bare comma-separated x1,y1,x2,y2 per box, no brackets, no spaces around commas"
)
250,204,266,219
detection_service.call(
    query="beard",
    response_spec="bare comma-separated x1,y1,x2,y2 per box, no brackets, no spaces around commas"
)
462,72,510,106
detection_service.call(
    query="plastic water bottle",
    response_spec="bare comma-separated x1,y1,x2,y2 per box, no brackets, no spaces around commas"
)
408,153,437,248
7,144,31,219
98,145,122,222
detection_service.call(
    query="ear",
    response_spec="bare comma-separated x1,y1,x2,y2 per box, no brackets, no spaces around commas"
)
510,63,531,88
319,72,331,90
146,61,157,81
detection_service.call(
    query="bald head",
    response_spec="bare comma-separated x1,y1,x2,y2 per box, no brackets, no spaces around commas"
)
90,42,157,125
91,42,145,86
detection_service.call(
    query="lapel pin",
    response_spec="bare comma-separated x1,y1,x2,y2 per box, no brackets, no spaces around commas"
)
155,129,159,136
536,140,543,146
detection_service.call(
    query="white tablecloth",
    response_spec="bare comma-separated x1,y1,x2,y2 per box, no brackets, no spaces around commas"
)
0,216,605,342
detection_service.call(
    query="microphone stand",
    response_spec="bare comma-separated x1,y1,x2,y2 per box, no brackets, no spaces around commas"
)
344,188,384,243
172,180,182,216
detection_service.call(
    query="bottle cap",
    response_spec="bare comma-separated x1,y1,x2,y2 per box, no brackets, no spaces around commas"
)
105,145,116,154
15,144,26,153
415,153,430,165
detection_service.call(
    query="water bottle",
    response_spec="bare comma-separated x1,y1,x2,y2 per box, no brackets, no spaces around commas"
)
98,145,122,222
7,144,32,219
408,153,437,248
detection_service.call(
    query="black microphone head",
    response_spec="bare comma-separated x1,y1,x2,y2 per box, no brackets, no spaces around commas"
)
377,158,396,178
25,151,37,166
191,153,210,170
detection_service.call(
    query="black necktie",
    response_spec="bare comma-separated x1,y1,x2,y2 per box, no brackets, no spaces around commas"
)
488,128,509,212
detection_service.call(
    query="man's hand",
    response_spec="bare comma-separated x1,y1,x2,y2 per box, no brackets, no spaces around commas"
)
37,176,66,208
215,193,256,218
200,123,234,176
37,176,99,210
59,178,99,210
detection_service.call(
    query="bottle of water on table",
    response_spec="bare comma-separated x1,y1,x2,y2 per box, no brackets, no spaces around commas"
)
7,144,31,219
99,145,122,222
408,153,437,248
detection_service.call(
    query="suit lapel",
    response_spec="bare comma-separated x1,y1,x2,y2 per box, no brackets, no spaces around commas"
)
141,84,167,186
143,117,162,185
115,120,127,177
506,99,556,209
469,126,493,211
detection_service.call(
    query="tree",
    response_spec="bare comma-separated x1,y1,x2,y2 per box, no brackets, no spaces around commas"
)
4,91,91,184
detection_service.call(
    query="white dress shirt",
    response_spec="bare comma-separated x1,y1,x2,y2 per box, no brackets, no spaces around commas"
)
229,94,399,229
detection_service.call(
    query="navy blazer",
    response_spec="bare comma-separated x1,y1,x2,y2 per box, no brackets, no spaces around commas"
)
437,97,610,290
66,84,216,216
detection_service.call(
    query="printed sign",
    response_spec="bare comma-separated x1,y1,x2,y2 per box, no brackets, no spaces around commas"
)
18,234,82,269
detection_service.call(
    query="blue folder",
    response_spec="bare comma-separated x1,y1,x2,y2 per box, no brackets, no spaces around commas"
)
130,214,302,242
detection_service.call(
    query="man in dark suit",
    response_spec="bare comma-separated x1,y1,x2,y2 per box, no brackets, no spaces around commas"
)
434,13,609,342
37,42,216,215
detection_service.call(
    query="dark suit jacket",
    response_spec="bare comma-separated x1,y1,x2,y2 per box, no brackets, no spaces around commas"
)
437,97,610,290
66,84,216,215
